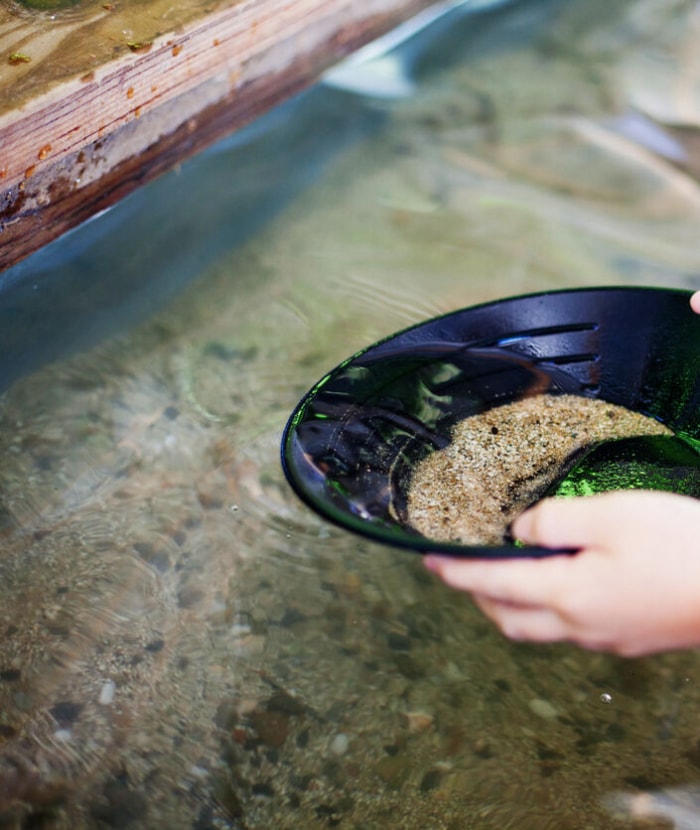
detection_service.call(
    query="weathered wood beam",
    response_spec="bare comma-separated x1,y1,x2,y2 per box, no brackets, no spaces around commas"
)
0,0,434,273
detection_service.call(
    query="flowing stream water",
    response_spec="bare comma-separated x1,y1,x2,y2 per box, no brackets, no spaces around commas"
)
3,1,700,827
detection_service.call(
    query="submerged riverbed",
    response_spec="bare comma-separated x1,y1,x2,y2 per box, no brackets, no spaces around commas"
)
2,0,700,827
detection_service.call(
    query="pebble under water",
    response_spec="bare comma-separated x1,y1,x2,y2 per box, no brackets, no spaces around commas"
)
3,0,700,827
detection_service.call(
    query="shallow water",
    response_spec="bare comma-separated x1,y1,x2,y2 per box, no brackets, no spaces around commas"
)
3,0,700,827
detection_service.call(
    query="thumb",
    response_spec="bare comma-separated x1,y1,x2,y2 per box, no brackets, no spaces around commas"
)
511,493,625,550
512,490,690,551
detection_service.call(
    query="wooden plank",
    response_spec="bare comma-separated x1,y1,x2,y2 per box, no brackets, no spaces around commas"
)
0,0,433,272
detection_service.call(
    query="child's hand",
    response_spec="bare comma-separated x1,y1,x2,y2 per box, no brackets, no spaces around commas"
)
425,491,700,656
425,291,700,655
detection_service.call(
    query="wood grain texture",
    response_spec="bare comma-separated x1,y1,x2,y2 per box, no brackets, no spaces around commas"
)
0,0,433,273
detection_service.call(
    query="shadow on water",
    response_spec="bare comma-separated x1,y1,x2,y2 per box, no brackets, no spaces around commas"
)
0,87,384,393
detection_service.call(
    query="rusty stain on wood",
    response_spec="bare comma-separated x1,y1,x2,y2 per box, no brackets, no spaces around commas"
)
0,0,434,273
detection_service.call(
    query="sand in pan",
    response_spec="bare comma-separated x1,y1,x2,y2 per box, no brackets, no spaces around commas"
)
406,393,672,546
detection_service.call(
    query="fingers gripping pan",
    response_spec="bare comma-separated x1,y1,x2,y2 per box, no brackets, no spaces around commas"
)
281,287,700,558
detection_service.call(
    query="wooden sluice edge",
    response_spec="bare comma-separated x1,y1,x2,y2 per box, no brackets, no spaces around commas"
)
0,0,433,274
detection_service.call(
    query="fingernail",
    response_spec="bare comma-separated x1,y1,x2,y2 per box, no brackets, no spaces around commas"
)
510,510,532,542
